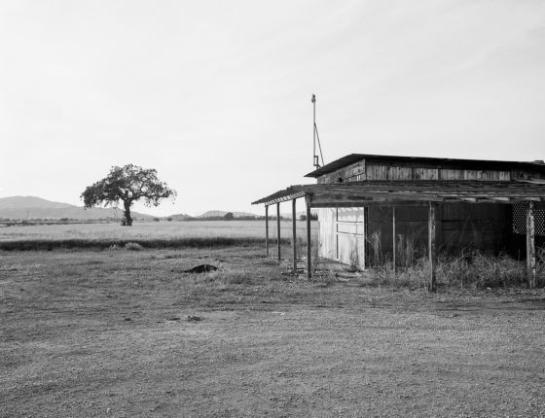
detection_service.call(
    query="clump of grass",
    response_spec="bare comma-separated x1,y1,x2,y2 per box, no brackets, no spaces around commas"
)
125,242,144,251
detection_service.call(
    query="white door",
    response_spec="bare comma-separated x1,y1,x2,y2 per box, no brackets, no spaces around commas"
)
336,208,365,269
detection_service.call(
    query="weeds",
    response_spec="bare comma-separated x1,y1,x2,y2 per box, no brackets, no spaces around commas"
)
368,231,382,266
365,251,543,290
347,246,361,272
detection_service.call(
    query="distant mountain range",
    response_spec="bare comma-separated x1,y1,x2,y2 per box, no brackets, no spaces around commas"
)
0,196,152,221
0,196,262,221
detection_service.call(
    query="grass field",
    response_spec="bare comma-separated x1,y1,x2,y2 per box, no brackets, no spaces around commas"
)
2,245,545,417
0,220,317,242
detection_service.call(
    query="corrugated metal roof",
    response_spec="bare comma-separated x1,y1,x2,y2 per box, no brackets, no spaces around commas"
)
304,153,545,178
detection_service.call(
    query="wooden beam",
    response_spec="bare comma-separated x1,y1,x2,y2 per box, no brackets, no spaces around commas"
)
292,198,297,272
310,200,432,208
265,205,269,256
306,198,312,279
392,206,396,275
527,201,536,288
428,202,437,292
276,203,281,261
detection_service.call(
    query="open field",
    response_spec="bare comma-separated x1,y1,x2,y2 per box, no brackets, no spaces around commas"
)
2,246,545,417
0,220,318,242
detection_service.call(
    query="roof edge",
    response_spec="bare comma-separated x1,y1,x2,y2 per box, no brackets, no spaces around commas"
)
304,153,545,178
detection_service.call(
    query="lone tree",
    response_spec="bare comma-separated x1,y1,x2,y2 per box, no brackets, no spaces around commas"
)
81,164,176,226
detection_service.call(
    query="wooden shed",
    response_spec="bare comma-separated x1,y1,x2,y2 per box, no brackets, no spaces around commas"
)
253,153,545,290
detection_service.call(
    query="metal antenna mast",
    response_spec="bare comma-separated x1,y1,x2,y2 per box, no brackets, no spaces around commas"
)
312,94,325,168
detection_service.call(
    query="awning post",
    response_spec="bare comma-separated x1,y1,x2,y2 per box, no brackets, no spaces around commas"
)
527,201,536,288
292,199,297,272
265,205,269,256
392,206,396,276
306,197,312,279
276,202,281,261
428,202,437,292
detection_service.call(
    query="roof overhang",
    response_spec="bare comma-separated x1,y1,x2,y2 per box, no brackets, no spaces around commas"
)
252,181,545,207
304,153,545,178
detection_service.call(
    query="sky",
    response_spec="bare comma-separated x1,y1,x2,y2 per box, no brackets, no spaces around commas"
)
1,0,544,216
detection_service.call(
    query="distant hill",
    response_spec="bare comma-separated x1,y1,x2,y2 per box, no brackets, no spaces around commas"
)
197,210,260,219
166,213,194,221
0,196,153,220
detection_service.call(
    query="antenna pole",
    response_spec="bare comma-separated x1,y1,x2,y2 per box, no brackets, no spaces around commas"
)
312,94,324,168
312,94,317,168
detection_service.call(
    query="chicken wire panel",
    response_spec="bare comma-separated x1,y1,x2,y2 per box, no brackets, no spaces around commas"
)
513,202,545,236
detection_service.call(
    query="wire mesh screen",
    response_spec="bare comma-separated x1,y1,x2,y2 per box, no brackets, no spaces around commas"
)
512,202,545,236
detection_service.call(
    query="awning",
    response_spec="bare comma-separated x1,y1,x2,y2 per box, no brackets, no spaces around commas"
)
252,180,545,207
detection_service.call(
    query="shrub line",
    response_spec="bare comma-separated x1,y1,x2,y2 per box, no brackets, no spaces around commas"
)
0,237,292,251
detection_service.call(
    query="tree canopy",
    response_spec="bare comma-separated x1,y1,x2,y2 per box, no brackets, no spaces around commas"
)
81,164,176,226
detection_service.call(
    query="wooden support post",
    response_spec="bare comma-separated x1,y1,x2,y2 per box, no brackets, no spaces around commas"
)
428,202,437,292
306,198,312,279
392,206,396,275
276,202,281,261
265,205,269,256
292,199,297,272
526,201,536,288
364,206,369,268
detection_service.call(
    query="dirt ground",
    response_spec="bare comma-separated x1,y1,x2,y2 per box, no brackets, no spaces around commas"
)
2,246,545,417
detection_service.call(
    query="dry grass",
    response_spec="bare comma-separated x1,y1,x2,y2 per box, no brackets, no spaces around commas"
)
2,246,545,417
365,252,545,290
0,220,318,242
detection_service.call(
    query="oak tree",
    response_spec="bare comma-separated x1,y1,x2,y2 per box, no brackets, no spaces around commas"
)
81,164,176,226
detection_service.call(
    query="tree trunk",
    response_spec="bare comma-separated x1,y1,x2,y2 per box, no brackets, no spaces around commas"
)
122,200,133,226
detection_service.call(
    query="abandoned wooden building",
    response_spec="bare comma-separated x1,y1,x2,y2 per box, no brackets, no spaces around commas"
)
252,153,545,290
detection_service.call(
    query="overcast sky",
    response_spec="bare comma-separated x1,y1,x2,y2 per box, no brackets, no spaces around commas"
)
1,0,544,216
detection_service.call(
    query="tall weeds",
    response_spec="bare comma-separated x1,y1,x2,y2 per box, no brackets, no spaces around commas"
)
366,251,543,289
368,231,382,266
